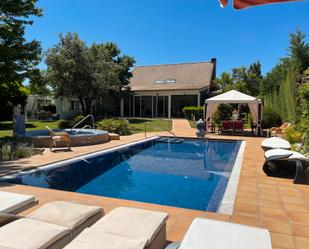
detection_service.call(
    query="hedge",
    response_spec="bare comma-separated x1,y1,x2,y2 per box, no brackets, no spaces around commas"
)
182,106,203,120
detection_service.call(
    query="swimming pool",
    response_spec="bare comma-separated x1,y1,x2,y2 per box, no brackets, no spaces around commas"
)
3,137,244,212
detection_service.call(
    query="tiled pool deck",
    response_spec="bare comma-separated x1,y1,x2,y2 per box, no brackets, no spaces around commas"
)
1,120,309,249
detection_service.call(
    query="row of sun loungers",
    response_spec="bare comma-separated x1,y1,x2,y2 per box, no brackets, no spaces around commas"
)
0,191,272,249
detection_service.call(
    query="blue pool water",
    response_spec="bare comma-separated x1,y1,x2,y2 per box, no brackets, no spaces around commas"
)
4,138,241,211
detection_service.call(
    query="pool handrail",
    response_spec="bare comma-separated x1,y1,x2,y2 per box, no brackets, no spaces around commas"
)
71,115,95,132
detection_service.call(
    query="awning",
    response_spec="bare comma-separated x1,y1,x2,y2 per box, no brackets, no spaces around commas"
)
219,0,301,9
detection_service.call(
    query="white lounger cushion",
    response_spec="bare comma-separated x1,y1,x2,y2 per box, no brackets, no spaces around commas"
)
179,218,272,249
265,149,305,161
0,191,35,213
0,218,70,249
261,137,291,150
264,149,294,161
27,201,102,230
64,228,148,249
91,207,168,245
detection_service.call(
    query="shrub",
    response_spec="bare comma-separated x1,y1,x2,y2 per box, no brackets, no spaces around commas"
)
0,143,42,161
213,104,233,124
96,119,132,135
57,119,72,129
57,115,88,129
284,126,303,144
182,106,203,120
262,107,282,129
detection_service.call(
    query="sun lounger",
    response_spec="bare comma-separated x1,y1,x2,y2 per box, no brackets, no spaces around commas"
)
0,191,36,214
0,201,103,249
46,126,71,151
0,191,37,226
263,149,309,184
64,228,148,249
169,218,272,249
64,207,169,249
261,137,291,151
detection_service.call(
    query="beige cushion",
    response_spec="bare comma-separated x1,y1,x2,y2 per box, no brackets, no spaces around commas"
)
179,218,272,249
0,218,70,249
27,201,102,230
91,207,168,245
64,228,147,249
0,191,35,213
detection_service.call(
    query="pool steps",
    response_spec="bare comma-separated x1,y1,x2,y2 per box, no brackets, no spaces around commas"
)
157,138,184,144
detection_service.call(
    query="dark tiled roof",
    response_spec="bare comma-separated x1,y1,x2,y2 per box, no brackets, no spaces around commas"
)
129,61,215,91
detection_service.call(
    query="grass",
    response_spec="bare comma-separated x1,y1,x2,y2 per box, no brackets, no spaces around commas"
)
189,120,197,128
127,118,172,134
0,120,58,139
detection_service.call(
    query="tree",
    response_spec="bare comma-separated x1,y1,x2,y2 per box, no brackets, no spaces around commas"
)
0,0,42,119
28,70,52,94
0,0,42,84
46,33,135,116
289,30,309,73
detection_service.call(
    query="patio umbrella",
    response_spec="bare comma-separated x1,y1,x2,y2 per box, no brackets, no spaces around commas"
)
219,0,302,9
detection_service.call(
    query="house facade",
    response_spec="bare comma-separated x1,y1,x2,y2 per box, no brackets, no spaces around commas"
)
121,58,217,118
26,94,82,120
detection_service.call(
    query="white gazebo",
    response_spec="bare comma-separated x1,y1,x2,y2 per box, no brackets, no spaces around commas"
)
204,90,263,136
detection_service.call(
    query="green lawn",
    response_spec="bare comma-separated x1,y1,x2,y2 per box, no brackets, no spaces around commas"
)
0,120,58,139
127,118,172,134
189,120,197,128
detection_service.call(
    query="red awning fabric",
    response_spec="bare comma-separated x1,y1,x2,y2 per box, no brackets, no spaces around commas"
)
219,0,302,9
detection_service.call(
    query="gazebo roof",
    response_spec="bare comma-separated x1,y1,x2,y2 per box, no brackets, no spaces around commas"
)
205,90,259,104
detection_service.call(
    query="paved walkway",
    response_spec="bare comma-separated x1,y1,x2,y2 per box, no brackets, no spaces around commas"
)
172,119,195,136
1,120,309,248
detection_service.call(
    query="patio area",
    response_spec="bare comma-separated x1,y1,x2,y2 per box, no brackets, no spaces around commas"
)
1,119,309,249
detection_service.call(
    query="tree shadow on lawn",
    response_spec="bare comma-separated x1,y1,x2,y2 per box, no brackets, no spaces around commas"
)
127,119,152,124
0,123,36,130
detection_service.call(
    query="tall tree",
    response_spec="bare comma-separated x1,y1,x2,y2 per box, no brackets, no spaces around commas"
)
28,70,51,94
0,0,42,119
0,0,42,84
289,30,309,73
46,33,135,116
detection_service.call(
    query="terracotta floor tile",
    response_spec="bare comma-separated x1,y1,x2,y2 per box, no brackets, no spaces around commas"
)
235,196,258,206
294,236,309,249
262,218,291,234
291,223,309,238
259,192,282,201
203,212,231,221
173,216,195,230
259,199,284,209
281,196,305,205
287,212,309,224
231,214,262,227
233,203,259,216
284,203,309,214
260,207,288,220
167,227,187,241
270,232,296,249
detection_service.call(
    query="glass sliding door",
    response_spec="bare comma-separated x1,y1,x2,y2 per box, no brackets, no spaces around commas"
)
157,96,168,118
134,96,141,117
141,96,152,117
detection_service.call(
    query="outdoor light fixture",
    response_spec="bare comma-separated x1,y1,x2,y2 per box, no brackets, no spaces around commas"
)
219,0,302,9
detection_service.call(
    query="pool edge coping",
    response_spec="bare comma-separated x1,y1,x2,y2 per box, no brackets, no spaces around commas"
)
217,140,246,215
0,136,160,180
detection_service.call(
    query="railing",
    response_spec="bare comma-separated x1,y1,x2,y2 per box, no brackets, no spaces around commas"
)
73,125,93,134
144,119,175,138
71,115,95,132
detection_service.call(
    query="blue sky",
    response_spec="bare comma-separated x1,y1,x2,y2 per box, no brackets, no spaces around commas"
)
26,0,309,76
